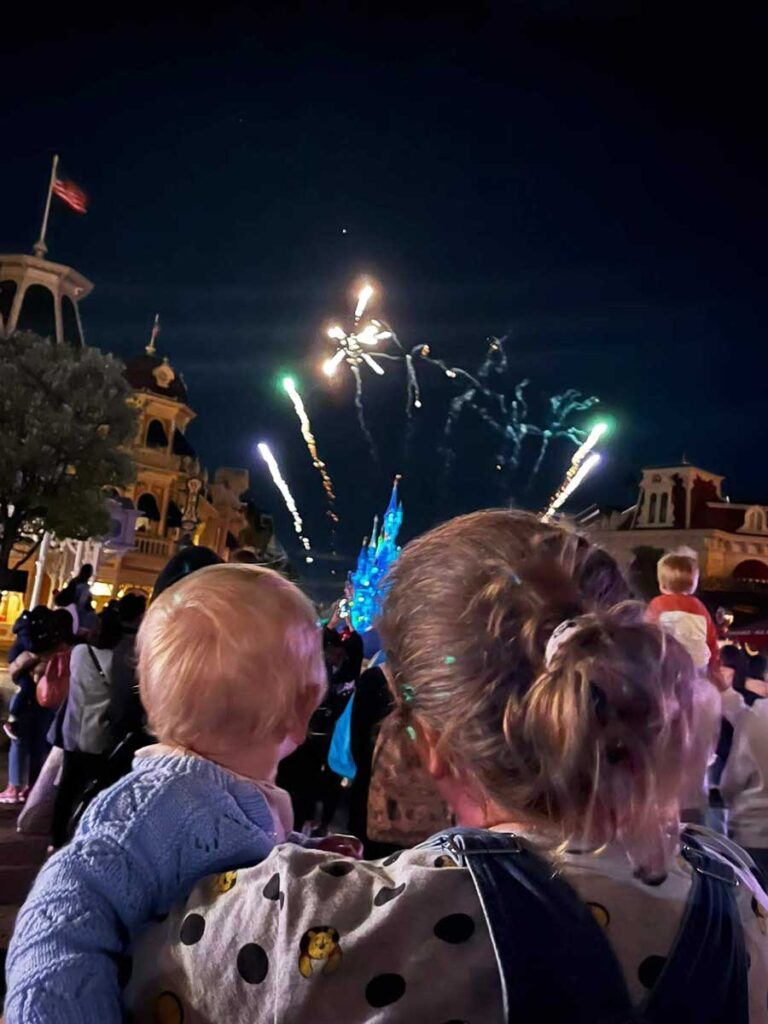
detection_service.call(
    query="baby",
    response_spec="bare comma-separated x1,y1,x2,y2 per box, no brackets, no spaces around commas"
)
6,564,340,1023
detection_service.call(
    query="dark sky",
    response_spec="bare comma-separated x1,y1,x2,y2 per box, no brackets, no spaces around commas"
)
3,2,766,596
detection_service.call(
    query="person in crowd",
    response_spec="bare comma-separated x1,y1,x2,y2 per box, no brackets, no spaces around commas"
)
122,510,767,1024
646,551,723,683
49,604,124,849
347,661,395,856
55,563,99,638
720,687,768,882
5,563,350,1023
107,592,149,749
1,607,66,805
276,622,360,832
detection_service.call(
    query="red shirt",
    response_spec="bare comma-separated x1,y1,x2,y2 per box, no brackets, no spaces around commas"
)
646,593,721,671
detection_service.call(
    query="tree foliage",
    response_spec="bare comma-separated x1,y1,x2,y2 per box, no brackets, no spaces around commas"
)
0,332,138,568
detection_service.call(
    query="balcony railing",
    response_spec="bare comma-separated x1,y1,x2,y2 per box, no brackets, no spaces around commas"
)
134,535,173,558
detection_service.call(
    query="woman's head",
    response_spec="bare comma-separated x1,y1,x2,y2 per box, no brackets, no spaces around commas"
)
378,510,698,861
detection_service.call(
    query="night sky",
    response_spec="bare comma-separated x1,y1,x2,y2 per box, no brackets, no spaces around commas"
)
3,2,766,597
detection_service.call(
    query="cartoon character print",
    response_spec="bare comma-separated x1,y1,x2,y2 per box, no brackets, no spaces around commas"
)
210,870,238,897
298,926,343,978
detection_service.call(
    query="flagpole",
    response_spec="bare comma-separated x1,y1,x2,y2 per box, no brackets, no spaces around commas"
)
33,154,59,259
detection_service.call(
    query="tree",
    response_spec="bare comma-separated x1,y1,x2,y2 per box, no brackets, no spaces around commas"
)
0,331,138,571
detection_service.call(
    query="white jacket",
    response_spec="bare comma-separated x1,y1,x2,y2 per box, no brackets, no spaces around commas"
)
720,696,768,849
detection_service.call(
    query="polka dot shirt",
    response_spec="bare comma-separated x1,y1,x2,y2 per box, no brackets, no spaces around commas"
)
127,833,768,1023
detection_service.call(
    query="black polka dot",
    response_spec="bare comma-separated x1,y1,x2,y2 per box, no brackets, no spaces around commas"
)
321,860,355,877
434,913,475,944
638,955,667,989
179,913,205,945
365,973,406,1007
374,882,406,906
263,873,281,901
383,851,402,866
237,943,269,984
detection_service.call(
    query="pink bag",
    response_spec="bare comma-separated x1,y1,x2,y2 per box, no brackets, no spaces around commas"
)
36,648,70,710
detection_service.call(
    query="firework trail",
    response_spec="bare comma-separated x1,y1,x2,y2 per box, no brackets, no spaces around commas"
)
542,451,602,522
349,363,378,462
256,442,313,562
530,390,600,481
281,377,339,536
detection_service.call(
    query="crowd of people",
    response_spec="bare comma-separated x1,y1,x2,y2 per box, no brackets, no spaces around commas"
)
3,513,768,1021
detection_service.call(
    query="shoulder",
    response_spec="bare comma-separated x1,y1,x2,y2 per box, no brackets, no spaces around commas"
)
127,843,499,1023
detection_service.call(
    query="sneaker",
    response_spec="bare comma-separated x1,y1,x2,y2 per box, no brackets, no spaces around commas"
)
0,786,21,805
18,786,30,803
2,722,19,742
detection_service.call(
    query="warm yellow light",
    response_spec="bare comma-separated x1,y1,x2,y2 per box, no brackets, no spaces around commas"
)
355,283,374,320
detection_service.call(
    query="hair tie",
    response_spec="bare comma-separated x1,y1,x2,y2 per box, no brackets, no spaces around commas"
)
545,618,586,667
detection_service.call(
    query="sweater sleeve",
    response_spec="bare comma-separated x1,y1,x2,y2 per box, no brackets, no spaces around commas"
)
5,757,278,1024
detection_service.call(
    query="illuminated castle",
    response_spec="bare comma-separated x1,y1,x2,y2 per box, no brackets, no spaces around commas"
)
350,477,403,633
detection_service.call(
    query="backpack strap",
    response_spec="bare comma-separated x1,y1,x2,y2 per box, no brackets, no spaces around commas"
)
429,826,749,1024
86,645,109,685
640,827,749,1024
431,828,634,1023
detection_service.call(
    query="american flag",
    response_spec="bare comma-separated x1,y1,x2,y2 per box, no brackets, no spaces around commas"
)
52,177,88,214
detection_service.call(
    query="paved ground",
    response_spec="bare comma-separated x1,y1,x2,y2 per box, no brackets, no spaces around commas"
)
0,754,48,1005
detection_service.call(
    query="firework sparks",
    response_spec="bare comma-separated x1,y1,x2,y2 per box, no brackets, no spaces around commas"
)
256,442,313,560
542,451,602,522
281,377,339,531
321,282,402,458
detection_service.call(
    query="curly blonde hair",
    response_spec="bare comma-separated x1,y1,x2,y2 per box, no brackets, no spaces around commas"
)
378,510,699,866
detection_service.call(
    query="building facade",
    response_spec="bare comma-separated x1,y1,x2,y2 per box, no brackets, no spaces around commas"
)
0,247,264,644
584,463,768,591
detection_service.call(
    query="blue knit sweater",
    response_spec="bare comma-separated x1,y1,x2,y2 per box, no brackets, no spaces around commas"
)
6,752,281,1024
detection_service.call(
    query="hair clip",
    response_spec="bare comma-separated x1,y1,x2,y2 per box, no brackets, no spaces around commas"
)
401,684,415,704
509,572,521,585
444,655,456,666
405,724,417,742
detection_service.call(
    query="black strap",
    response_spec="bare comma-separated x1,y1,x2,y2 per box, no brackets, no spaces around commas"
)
431,827,748,1024
86,645,109,686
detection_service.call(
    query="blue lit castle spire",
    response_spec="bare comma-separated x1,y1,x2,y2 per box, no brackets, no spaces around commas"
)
349,476,403,633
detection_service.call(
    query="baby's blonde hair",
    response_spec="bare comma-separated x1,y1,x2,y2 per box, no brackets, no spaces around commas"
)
138,563,326,750
379,510,698,868
657,552,699,595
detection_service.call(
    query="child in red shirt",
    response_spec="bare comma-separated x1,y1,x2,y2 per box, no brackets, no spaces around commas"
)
646,552,721,676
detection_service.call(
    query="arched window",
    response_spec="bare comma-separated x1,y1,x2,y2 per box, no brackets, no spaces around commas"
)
659,493,669,524
16,284,56,340
137,493,161,522
146,419,169,449
0,280,17,328
648,493,658,524
61,296,82,347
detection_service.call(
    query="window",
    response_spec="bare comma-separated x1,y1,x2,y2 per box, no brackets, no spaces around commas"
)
61,296,82,347
649,493,658,524
146,419,169,449
0,280,17,328
659,493,669,524
137,493,161,521
16,284,56,340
